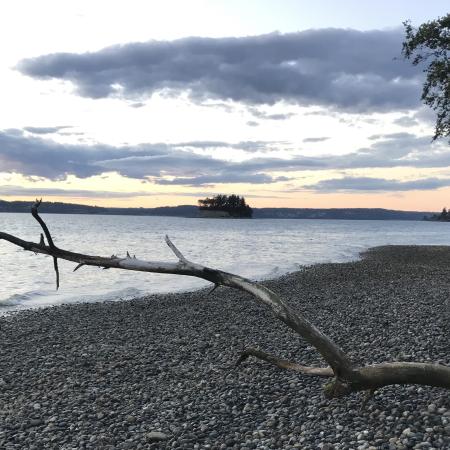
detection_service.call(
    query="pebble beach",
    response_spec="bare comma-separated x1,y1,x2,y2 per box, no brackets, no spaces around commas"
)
0,245,449,449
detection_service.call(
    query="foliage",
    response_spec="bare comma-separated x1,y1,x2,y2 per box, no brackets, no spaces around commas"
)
437,207,450,221
402,14,450,140
198,194,253,218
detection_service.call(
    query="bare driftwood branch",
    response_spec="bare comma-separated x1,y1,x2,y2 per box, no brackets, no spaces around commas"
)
1,201,449,399
32,198,59,289
236,348,333,377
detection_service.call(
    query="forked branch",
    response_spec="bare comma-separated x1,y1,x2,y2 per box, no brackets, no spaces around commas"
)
0,201,449,399
236,348,333,377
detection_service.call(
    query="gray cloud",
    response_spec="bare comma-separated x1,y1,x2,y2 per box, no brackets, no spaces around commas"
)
0,130,170,180
368,132,415,141
2,129,449,189
173,140,233,149
0,185,147,198
17,29,421,112
0,185,283,200
413,106,437,125
175,140,283,153
157,173,289,186
129,102,146,108
103,132,450,178
246,121,259,127
303,137,330,143
24,126,72,135
3,128,24,136
0,130,282,185
393,116,419,128
260,113,295,120
303,176,450,192
59,131,85,136
248,107,296,120
96,153,227,179
234,133,450,173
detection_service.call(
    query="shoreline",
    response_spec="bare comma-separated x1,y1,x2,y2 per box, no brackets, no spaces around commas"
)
1,245,449,449
0,246,360,317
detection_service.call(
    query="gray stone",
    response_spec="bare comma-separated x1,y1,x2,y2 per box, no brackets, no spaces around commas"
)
146,431,168,442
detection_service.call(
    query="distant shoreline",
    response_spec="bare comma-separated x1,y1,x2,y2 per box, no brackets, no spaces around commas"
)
0,199,435,220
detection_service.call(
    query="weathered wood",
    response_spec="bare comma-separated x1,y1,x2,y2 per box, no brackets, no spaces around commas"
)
1,200,449,399
236,348,333,377
31,199,59,289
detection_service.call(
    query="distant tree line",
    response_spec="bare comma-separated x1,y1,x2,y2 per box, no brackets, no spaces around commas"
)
198,194,253,218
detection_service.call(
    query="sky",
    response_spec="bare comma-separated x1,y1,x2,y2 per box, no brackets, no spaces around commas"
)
0,0,449,211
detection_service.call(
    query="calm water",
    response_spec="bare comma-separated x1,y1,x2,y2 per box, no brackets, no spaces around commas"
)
1,213,450,313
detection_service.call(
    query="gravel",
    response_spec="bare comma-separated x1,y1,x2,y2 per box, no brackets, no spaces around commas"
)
0,245,449,449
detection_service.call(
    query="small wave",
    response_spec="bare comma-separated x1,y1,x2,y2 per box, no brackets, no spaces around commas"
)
0,297,20,307
0,290,47,307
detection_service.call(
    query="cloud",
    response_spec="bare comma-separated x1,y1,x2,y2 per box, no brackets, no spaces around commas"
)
129,102,146,108
17,29,422,112
3,128,24,136
248,107,296,120
303,137,330,143
24,126,72,135
368,132,415,141
0,130,283,185
174,140,283,153
303,176,450,192
0,129,170,180
246,121,259,127
0,185,283,200
1,129,449,189
392,116,419,128
0,185,148,198
233,133,450,173
156,173,289,186
173,140,234,149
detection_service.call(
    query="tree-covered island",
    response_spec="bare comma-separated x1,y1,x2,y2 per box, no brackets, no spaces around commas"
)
198,194,253,218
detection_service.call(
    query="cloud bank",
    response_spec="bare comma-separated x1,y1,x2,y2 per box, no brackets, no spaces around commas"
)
1,130,449,189
0,130,284,185
17,29,422,112
0,185,147,198
23,126,72,135
304,176,450,192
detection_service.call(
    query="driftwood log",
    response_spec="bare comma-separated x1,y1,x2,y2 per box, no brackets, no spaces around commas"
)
1,200,449,400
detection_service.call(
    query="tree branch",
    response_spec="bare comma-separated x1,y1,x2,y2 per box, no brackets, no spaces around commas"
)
31,199,60,289
165,235,188,263
236,347,333,377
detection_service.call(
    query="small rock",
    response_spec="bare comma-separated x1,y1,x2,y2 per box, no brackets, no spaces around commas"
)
28,419,43,428
146,431,168,442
